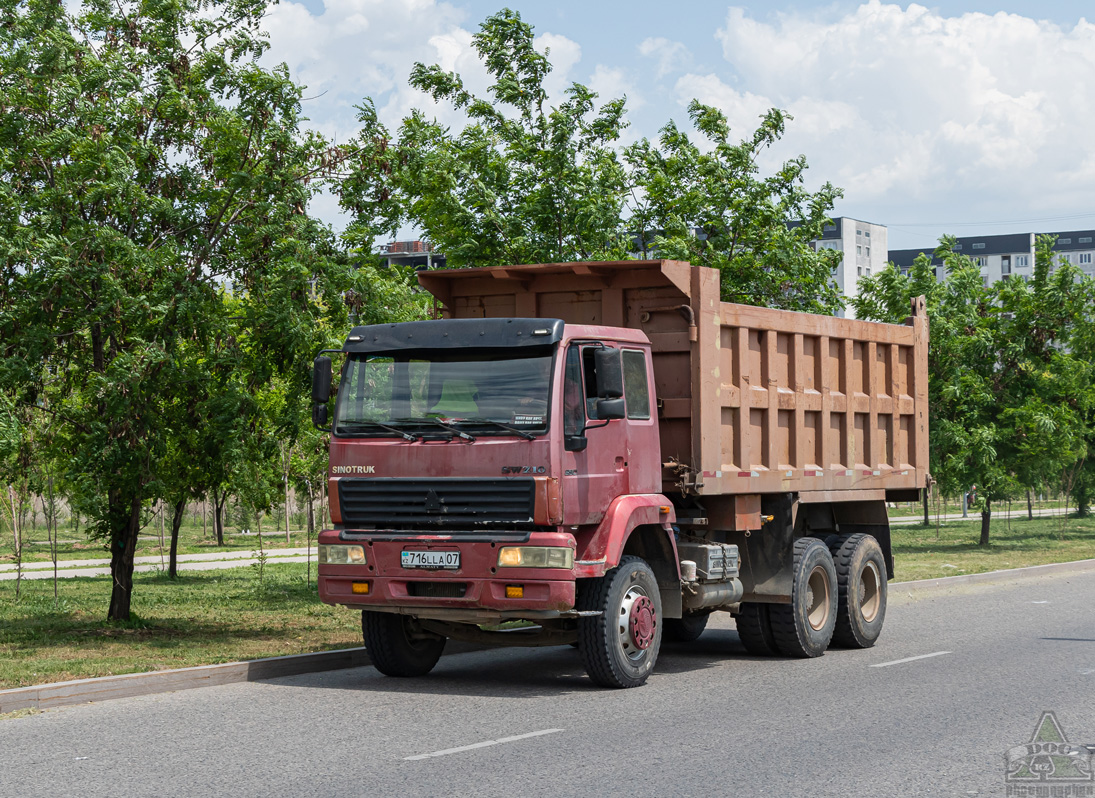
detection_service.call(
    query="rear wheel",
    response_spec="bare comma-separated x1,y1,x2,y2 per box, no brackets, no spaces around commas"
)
830,533,887,648
578,556,662,688
735,602,779,656
361,611,446,677
768,537,837,658
663,611,712,643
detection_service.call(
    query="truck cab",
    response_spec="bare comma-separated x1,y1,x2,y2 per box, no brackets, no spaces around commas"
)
316,317,678,688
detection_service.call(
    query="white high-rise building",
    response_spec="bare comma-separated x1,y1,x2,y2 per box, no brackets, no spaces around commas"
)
810,217,889,318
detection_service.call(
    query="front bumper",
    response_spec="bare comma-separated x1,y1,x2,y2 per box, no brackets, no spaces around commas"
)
317,531,577,622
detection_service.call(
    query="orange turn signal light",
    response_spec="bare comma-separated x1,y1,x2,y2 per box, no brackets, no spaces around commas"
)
505,585,524,599
351,582,370,595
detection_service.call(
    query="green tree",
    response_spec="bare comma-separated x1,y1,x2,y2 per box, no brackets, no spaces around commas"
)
626,103,845,314
856,236,1094,544
362,9,631,268
0,0,365,619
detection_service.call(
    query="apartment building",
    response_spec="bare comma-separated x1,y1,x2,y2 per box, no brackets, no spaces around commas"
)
889,230,1095,286
810,216,889,317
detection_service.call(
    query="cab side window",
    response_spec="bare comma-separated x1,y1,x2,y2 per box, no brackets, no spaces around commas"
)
563,346,585,436
622,349,651,420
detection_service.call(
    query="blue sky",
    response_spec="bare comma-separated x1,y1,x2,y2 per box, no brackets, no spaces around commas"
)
263,2,1095,252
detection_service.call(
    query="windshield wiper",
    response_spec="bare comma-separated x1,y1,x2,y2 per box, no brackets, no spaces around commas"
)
393,417,476,441
459,418,538,440
337,421,418,441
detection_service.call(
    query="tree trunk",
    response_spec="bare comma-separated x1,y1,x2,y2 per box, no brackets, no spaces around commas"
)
108,494,143,621
305,481,314,587
48,475,58,604
922,484,930,527
979,500,992,548
212,487,226,546
1027,489,1033,521
7,485,20,558
284,469,291,544
169,497,186,579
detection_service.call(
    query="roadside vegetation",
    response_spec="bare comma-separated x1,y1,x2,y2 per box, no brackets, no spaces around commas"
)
0,563,362,690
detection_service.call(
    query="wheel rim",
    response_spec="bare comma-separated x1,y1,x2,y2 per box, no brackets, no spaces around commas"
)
805,565,832,631
619,585,656,659
859,560,882,623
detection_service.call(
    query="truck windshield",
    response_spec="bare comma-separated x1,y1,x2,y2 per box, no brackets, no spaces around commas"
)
334,349,553,437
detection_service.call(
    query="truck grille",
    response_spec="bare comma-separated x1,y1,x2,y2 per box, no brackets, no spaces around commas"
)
338,478,536,529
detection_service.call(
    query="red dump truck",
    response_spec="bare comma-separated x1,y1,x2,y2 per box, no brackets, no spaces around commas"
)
312,260,928,688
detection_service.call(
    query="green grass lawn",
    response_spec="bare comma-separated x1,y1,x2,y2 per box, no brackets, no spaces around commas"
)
891,513,1095,581
1,513,1093,692
0,564,361,691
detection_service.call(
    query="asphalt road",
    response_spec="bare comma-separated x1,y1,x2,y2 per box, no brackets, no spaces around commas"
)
3,571,1094,798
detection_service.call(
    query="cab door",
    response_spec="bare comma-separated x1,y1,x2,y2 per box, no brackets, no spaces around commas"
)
560,344,629,526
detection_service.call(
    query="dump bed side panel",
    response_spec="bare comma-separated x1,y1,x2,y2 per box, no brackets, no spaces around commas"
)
418,260,929,500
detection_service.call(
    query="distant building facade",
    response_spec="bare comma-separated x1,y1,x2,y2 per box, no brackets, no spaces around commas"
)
889,230,1095,286
378,240,446,270
809,217,889,318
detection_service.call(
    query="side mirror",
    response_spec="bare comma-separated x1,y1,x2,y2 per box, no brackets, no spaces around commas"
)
594,348,623,399
312,356,332,402
564,434,588,452
312,356,333,430
596,397,625,420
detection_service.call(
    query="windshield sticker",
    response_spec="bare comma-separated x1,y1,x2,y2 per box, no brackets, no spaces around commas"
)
513,414,545,427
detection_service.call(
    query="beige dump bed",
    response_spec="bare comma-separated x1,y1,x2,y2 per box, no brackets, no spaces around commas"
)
419,260,929,500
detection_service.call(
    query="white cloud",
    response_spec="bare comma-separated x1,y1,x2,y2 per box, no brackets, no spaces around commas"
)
262,0,470,141
696,1,1095,230
588,65,644,111
638,37,692,79
264,3,585,143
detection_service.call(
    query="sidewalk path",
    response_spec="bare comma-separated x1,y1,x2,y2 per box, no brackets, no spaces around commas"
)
0,548,314,581
888,506,1067,525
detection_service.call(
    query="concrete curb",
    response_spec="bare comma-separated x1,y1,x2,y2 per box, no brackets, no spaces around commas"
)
5,557,1095,716
0,647,371,715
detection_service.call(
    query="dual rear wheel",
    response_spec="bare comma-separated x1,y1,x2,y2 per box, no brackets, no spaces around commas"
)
736,534,886,657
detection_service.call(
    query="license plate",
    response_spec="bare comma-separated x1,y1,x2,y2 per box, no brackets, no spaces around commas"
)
401,550,460,570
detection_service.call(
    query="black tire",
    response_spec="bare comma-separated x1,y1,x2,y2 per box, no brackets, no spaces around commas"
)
735,602,779,656
663,611,712,643
768,537,838,658
830,533,887,648
577,555,662,688
361,611,446,677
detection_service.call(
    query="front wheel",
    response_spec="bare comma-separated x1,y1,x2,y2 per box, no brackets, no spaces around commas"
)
577,556,662,688
361,611,446,677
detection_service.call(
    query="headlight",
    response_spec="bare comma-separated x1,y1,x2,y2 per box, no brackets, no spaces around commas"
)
497,546,574,569
318,545,366,565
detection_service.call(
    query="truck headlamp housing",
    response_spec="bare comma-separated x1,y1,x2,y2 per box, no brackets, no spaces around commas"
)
318,544,366,565
497,547,573,569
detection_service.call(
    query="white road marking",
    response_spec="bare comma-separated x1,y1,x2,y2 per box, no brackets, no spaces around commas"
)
871,651,952,668
405,729,564,761
1031,600,1050,604
1079,669,1095,675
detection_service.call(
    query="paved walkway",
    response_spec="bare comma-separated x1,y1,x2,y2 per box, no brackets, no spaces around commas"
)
0,548,313,581
888,506,1067,525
